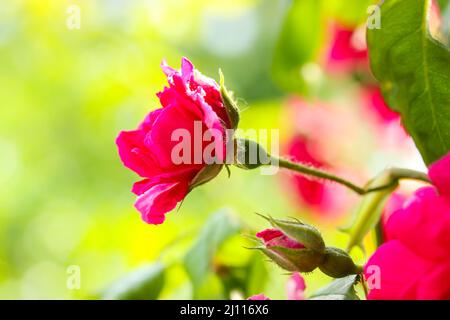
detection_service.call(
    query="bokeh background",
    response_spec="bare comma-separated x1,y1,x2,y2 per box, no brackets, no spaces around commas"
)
0,0,426,299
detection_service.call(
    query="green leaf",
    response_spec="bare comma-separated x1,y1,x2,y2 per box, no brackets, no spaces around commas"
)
341,171,398,252
244,254,269,296
367,0,450,165
101,263,165,300
184,209,241,295
309,275,360,300
271,0,324,94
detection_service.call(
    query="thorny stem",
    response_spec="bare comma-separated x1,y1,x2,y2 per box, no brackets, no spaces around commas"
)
273,157,431,196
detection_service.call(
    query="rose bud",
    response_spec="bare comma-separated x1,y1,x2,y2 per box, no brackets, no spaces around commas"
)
267,216,326,252
319,247,362,278
116,57,239,225
233,138,271,170
255,216,326,273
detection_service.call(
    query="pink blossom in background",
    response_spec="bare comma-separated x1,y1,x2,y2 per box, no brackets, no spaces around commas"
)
287,135,341,215
357,87,418,159
324,22,368,73
116,58,231,225
361,87,399,124
247,273,306,300
247,294,270,300
429,0,444,41
283,97,362,218
286,273,306,300
365,152,450,300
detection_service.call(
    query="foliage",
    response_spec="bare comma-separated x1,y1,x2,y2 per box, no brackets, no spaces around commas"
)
367,0,450,165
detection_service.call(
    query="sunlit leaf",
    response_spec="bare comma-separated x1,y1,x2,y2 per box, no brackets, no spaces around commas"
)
309,275,360,300
341,171,397,252
101,263,165,300
367,0,450,165
271,0,324,94
184,209,241,296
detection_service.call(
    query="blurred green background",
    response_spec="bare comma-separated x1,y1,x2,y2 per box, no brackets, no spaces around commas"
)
0,0,425,299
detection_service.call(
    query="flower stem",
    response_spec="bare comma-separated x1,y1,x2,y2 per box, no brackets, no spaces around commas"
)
360,273,369,299
275,157,366,195
388,168,431,184
272,157,431,196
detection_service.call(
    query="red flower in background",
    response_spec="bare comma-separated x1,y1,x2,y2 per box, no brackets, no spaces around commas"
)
283,98,362,218
287,135,337,214
361,87,399,124
325,23,368,73
365,152,450,300
116,58,231,225
325,23,402,130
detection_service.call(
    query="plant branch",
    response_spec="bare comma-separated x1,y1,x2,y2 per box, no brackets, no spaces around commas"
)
272,156,431,196
275,157,366,195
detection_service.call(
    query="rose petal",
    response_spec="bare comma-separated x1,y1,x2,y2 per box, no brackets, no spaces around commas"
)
365,240,433,300
132,167,199,196
386,187,450,261
429,152,450,198
134,181,189,225
286,272,306,300
256,228,304,249
116,129,161,177
417,263,450,299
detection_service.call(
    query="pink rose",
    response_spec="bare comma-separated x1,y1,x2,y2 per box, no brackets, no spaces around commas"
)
116,57,234,225
365,152,450,299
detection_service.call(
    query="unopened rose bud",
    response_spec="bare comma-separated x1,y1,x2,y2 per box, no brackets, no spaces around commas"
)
256,226,325,273
268,217,325,253
319,247,362,278
254,215,361,278
234,138,271,170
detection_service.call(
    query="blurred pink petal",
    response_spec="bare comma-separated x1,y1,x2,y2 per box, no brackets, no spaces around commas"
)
247,294,271,300
286,273,306,300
